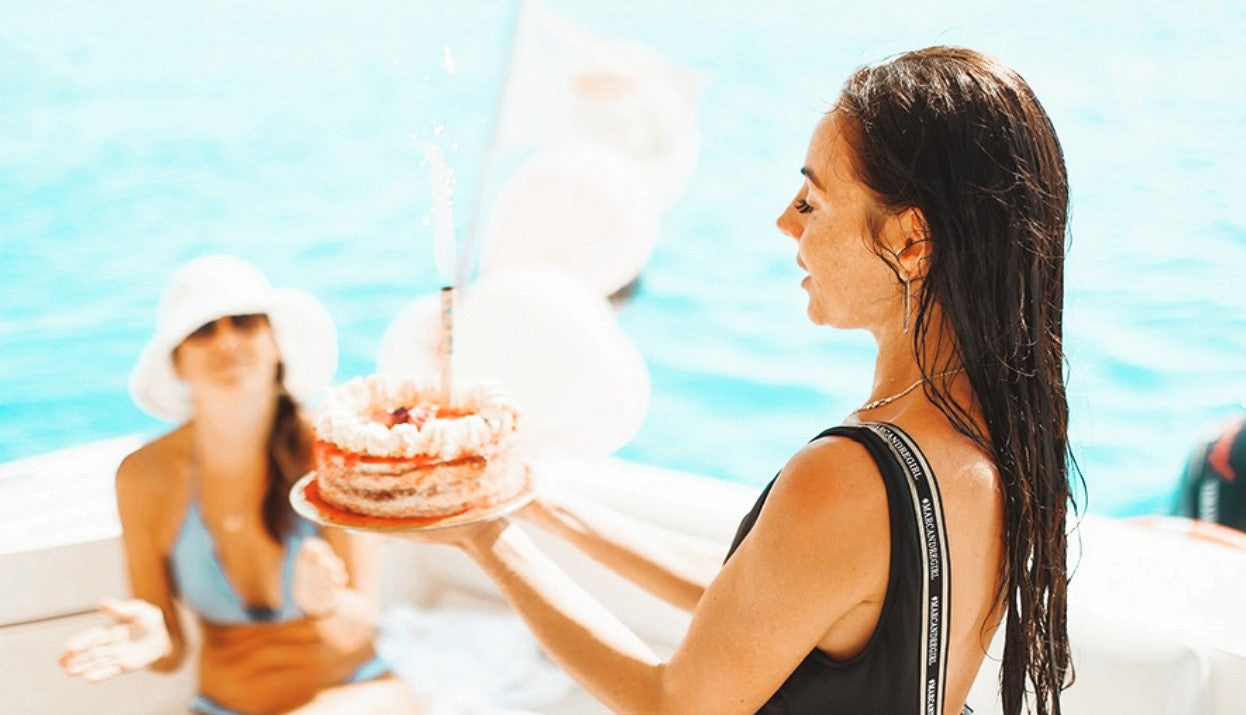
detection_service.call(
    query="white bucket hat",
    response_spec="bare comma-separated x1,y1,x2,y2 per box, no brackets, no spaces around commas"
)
129,255,338,423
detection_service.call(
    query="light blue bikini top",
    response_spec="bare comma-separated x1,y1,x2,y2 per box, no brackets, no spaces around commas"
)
169,495,320,625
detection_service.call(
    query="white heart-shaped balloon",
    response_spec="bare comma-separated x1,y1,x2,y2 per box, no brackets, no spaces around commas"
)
480,146,661,298
377,268,650,457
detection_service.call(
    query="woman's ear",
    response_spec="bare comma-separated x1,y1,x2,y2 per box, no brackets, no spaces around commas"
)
884,206,933,280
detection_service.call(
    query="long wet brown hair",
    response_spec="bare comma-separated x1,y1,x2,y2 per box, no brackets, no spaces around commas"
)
263,361,315,542
836,47,1078,714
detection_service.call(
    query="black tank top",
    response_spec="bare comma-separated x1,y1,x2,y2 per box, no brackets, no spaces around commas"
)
725,423,964,715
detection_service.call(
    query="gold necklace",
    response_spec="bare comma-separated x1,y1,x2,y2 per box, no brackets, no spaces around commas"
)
854,369,965,413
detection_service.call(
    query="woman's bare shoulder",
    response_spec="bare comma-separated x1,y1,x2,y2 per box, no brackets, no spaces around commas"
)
879,402,995,476
114,427,194,549
770,433,891,535
887,409,1004,537
116,426,191,501
785,432,884,488
737,433,892,608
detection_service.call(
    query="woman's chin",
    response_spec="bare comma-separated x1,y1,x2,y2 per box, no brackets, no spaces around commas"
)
805,304,856,331
805,301,833,326
204,370,269,397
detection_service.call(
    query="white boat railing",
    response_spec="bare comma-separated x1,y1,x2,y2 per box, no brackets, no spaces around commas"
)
1,437,1243,714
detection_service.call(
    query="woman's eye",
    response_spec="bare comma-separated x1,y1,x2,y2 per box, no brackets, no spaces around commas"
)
793,199,813,214
230,313,267,331
187,320,218,341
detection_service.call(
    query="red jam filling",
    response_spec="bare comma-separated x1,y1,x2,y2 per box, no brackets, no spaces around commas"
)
303,478,464,526
312,439,486,467
367,405,471,429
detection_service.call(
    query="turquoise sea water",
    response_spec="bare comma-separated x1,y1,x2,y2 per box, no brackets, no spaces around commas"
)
2,1,1244,517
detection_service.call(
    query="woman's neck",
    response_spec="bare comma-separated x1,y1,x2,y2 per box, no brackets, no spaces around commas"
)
867,308,963,406
189,392,278,482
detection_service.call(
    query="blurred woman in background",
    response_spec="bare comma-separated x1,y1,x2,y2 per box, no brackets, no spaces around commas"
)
60,255,414,714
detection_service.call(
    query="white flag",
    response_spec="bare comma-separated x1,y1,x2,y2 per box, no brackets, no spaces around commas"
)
492,1,703,205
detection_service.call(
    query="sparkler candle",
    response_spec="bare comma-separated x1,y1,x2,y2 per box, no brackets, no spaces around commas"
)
427,143,457,407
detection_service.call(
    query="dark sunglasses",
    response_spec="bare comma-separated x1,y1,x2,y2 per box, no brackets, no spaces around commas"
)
185,313,269,342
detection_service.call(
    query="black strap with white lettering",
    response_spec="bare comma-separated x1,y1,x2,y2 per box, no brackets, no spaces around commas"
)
727,421,963,714
863,422,952,715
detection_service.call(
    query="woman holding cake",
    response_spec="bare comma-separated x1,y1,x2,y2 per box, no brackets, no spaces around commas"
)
59,256,416,714
408,48,1076,715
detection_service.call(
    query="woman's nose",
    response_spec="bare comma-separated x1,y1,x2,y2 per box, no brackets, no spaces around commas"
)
212,321,245,348
776,206,801,240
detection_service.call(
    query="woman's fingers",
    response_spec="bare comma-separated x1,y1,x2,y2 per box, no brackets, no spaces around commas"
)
61,641,128,679
298,538,342,570
62,626,110,655
65,599,158,657
62,624,127,656
293,537,349,617
296,537,343,585
398,517,509,546
79,661,124,682
298,536,333,559
60,600,170,679
516,494,557,529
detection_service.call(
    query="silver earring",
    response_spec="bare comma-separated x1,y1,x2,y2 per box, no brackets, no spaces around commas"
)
902,278,911,333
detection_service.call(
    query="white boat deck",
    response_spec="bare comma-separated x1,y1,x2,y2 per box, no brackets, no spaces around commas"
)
2,437,1244,714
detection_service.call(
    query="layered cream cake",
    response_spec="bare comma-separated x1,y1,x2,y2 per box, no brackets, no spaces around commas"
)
312,375,524,518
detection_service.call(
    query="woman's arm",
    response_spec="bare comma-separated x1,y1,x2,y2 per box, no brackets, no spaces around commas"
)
61,447,188,679
115,449,188,671
294,529,385,653
520,491,724,612
437,436,891,715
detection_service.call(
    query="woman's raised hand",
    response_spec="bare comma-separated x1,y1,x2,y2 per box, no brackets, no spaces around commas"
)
59,598,172,681
292,537,349,620
516,492,556,528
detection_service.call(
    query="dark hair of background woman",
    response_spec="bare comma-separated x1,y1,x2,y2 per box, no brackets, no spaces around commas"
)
836,46,1080,715
262,361,315,542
